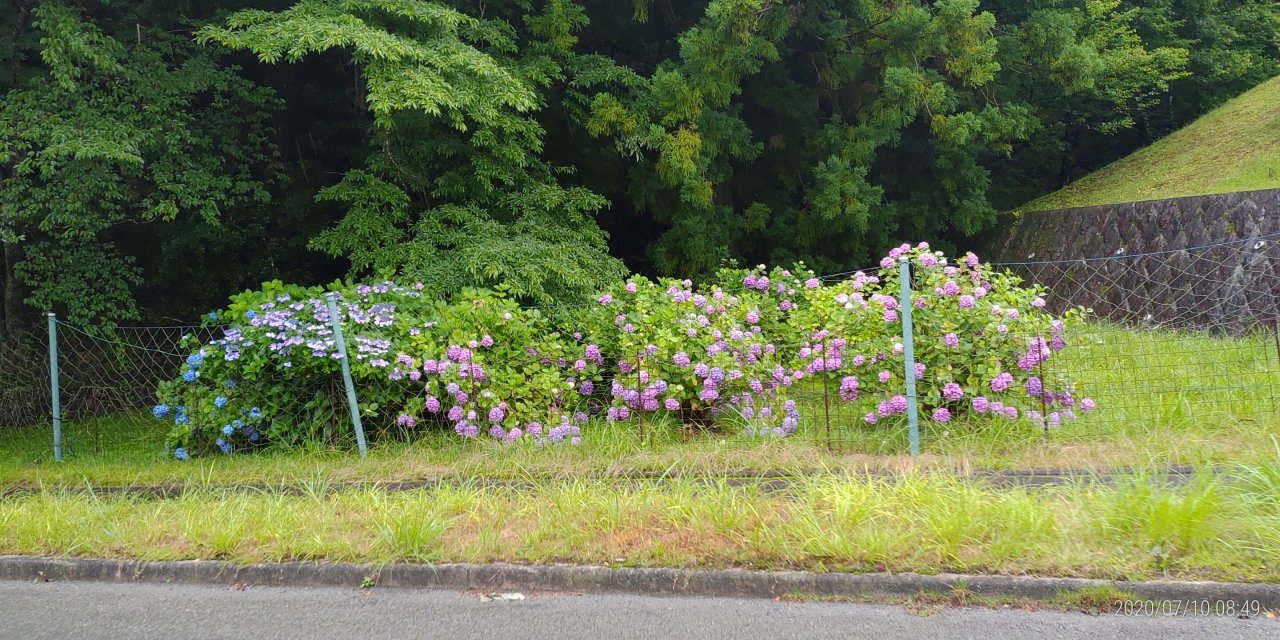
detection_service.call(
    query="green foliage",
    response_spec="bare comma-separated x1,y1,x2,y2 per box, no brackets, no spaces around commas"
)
200,0,628,304
0,0,1277,328
0,2,280,325
158,244,1086,456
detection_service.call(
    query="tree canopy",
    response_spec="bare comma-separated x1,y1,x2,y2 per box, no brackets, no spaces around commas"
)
1,0,1276,328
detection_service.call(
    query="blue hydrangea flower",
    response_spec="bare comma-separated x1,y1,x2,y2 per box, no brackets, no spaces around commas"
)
174,448,190,461
214,396,227,408
208,312,218,321
175,414,190,425
182,370,197,383
222,424,234,436
152,404,170,419
215,439,232,454
249,407,262,420
186,353,204,369
232,419,244,429
225,379,237,390
245,310,257,320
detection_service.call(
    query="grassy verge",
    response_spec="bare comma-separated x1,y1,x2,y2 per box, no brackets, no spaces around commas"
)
1022,74,1280,211
2,409,1278,486
3,470,1278,582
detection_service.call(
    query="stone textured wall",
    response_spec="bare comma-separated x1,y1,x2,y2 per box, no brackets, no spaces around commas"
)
989,188,1280,331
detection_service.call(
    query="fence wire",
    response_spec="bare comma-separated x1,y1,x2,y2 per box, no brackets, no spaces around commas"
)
2,235,1278,454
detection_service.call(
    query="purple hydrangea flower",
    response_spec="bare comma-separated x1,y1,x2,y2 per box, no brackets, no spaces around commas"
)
932,407,951,422
1025,376,1043,396
991,372,1013,393
397,414,416,428
942,383,964,401
944,333,959,348
972,396,989,413
1080,398,1096,412
839,376,859,401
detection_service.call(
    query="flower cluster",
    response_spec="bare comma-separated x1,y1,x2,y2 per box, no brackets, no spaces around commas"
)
155,245,1096,458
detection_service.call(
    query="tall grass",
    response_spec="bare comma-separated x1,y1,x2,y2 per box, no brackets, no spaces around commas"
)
2,470,1278,581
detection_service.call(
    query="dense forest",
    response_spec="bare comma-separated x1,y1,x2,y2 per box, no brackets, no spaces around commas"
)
1,0,1277,331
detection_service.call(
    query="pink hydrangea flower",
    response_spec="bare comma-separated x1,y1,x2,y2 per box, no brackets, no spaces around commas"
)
942,383,964,401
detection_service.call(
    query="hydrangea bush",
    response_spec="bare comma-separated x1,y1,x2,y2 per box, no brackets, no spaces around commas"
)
156,245,1094,458
579,271,802,436
790,243,1091,428
157,282,600,456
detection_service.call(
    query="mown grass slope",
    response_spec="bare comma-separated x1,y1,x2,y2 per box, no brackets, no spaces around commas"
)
1024,75,1280,212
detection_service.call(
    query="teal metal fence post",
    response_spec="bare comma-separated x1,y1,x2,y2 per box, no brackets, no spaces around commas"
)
48,313,62,462
898,257,920,456
325,293,367,458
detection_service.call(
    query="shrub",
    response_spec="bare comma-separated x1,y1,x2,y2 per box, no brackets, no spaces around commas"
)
155,244,1093,458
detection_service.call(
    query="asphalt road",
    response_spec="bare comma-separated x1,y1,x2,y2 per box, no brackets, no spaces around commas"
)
1,580,1275,640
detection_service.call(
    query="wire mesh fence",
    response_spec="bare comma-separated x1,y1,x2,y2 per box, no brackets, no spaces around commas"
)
0,334,49,432
3,235,1278,456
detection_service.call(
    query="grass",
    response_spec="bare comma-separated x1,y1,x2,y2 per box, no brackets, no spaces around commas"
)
1022,74,1280,212
2,469,1279,582
3,323,1277,583
2,325,1278,487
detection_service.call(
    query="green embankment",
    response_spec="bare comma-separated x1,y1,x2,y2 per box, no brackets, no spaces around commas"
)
1025,75,1280,212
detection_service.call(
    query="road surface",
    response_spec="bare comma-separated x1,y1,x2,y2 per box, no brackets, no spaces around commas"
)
0,580,1274,639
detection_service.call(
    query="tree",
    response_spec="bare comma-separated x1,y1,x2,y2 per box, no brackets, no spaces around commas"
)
200,0,630,303
0,1,280,330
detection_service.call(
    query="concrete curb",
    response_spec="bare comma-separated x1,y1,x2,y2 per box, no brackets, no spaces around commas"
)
2,556,1276,609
